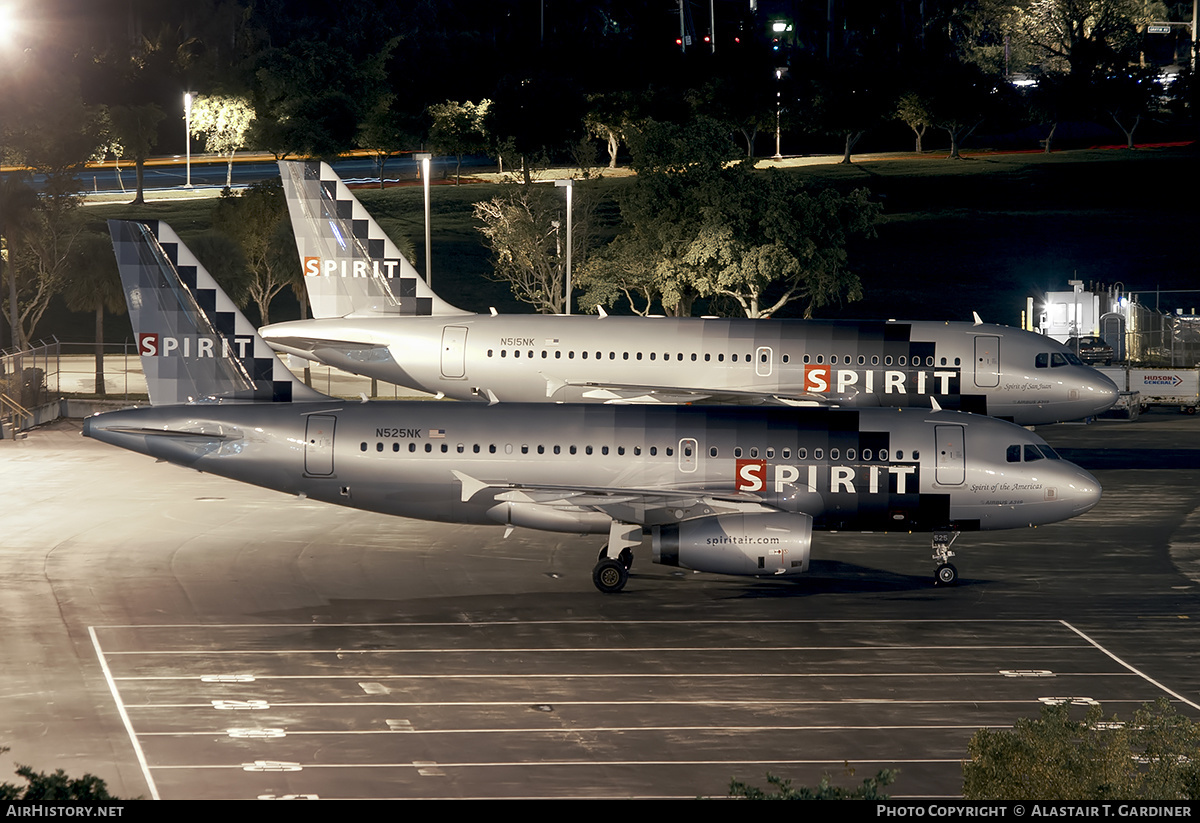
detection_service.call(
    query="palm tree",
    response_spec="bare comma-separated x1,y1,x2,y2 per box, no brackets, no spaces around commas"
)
62,233,126,396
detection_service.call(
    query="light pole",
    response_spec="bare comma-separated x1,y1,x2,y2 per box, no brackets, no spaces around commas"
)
415,153,432,285
555,178,573,314
773,69,783,161
183,92,193,188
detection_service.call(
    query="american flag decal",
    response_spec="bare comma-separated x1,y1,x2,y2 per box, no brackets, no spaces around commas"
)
429,428,446,439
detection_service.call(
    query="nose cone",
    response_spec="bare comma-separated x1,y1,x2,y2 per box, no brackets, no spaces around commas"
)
1059,460,1102,517
1083,368,1119,416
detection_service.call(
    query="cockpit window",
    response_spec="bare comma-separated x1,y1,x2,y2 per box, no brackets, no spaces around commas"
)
1051,352,1068,367
1023,444,1045,462
1006,445,1021,463
1035,353,1048,368
1064,352,1084,366
1039,444,1061,460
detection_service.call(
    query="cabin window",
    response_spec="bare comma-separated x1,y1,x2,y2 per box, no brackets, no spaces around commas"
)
814,448,824,459
667,446,674,456
409,443,416,453
487,349,493,357
766,447,775,458
425,443,433,453
623,352,630,360
541,351,548,359
501,349,507,358
650,352,656,361
569,351,575,359
862,449,871,460
634,446,642,456
505,444,512,454
912,450,920,459
816,355,824,364
782,354,790,364
782,448,790,459
512,350,520,358
637,352,643,361
798,448,807,459
602,446,609,455
677,353,684,361
441,444,448,453
718,354,725,362
846,448,856,460
734,447,743,458
537,445,545,454
750,447,759,458
569,445,576,455
704,353,711,362
521,445,529,454
457,444,465,453
872,355,880,365
360,442,367,452
885,356,893,366
858,355,866,365
691,353,697,361
649,446,657,456
803,354,811,364
555,351,562,359
879,448,888,461
618,446,625,455
393,443,400,453
895,450,903,459
581,351,588,359
554,445,561,455
830,448,839,460
489,444,496,454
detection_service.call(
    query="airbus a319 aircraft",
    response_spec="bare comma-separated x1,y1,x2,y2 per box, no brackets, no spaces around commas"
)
87,219,1102,593
260,161,1117,425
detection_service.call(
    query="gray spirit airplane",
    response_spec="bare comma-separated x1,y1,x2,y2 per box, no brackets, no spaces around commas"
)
87,220,1102,593
260,161,1117,424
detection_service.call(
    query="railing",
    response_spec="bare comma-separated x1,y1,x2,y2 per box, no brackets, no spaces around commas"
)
0,338,61,433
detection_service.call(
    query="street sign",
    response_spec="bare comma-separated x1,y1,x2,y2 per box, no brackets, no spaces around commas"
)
1147,25,1172,33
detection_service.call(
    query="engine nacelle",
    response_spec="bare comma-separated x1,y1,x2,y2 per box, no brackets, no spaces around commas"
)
651,513,813,577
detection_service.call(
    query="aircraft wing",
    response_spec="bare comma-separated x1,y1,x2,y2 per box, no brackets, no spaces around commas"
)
556,378,828,407
451,470,780,526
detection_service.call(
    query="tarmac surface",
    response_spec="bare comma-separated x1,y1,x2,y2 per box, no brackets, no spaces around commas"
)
2,408,1199,799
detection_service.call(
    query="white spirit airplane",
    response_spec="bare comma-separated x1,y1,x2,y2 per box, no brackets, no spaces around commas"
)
259,161,1118,424
85,219,1102,593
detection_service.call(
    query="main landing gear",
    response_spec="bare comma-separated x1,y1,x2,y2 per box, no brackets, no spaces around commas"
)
932,530,960,586
592,522,640,593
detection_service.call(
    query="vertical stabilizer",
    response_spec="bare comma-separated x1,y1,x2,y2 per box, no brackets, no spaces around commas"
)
108,219,330,405
278,160,467,319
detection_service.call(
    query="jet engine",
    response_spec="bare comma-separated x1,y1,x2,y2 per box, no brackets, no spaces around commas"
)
651,513,813,577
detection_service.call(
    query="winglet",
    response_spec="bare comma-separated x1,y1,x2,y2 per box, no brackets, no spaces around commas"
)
930,397,943,412
597,305,608,318
451,470,492,502
972,311,983,326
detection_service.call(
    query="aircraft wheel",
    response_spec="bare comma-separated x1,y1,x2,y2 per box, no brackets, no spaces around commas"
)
619,547,634,570
935,563,959,586
593,558,628,594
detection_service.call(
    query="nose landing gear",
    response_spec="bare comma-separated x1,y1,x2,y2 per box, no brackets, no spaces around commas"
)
932,530,960,586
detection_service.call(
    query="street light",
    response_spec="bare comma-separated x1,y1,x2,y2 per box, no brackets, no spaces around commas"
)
183,92,193,188
555,178,573,315
773,68,784,161
415,152,432,285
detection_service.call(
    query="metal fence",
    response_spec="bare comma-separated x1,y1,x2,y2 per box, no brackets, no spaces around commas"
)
1,338,61,433
1122,304,1200,368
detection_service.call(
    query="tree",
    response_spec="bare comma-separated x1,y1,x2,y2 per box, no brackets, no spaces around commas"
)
474,184,594,314
0,747,119,801
1016,0,1152,81
729,768,896,799
584,91,642,169
1095,68,1158,148
895,91,934,153
427,100,491,185
62,233,126,396
0,174,39,349
107,104,166,205
189,95,256,187
963,699,1200,800
357,92,421,188
210,179,296,326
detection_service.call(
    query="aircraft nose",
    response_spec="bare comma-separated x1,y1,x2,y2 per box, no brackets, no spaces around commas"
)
1083,369,1119,415
1060,461,1102,515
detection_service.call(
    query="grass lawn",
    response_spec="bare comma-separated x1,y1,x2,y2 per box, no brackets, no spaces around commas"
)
62,143,1198,344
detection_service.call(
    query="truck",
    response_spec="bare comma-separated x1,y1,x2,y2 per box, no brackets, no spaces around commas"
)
1099,367,1199,414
